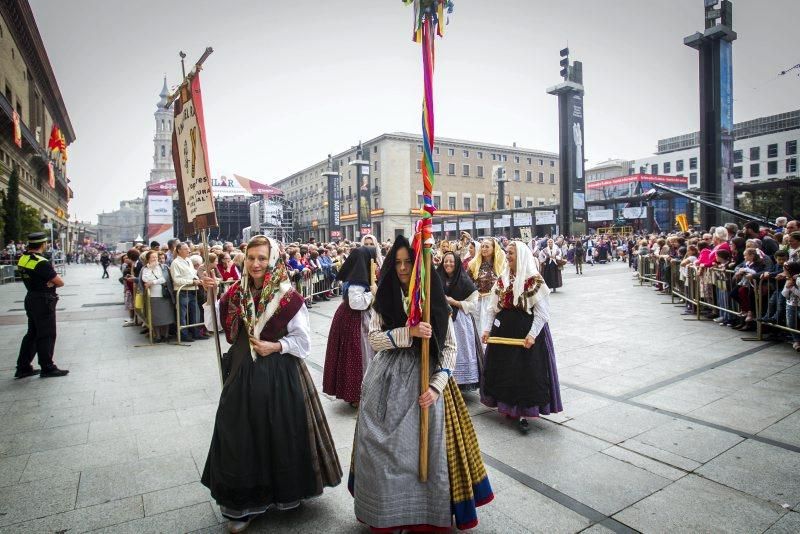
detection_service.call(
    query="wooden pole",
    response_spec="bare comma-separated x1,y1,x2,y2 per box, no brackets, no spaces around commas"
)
202,229,224,386
370,259,377,286
419,244,431,482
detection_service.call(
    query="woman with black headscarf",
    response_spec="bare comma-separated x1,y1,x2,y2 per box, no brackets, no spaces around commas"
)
437,251,482,391
350,236,493,532
322,246,377,407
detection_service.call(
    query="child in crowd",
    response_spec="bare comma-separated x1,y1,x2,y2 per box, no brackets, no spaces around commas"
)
780,261,800,351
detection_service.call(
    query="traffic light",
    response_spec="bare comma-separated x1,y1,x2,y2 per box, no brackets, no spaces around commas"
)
559,47,569,79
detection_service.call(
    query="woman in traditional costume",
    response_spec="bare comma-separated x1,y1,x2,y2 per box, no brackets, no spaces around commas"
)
437,251,482,391
538,238,563,291
468,239,506,351
461,240,479,271
350,236,493,532
361,233,383,268
323,246,377,407
481,240,563,434
201,235,342,533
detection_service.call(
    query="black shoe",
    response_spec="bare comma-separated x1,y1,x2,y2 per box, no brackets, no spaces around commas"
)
40,367,69,378
518,418,530,434
14,368,40,379
180,336,195,342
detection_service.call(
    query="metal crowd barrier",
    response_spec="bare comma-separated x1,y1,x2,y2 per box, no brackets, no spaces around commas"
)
0,264,15,284
174,284,207,344
297,269,341,301
637,254,659,286
755,276,800,342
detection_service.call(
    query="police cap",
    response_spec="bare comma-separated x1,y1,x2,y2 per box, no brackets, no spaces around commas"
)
27,232,49,245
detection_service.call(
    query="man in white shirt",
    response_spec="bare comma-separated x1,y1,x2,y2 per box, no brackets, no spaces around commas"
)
169,242,209,342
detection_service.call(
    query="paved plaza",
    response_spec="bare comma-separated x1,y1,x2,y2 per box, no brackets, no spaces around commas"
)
0,262,798,533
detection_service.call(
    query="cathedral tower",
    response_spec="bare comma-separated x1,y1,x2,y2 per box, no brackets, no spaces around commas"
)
148,76,175,184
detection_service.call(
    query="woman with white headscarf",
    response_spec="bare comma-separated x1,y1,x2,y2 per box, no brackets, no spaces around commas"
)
480,241,562,434
538,238,563,292
360,233,383,268
200,235,341,533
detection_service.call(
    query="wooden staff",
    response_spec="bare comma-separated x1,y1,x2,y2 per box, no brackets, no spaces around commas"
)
487,336,526,346
370,259,377,286
420,244,431,482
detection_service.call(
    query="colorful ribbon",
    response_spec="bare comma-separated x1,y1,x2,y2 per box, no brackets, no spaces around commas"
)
404,0,453,326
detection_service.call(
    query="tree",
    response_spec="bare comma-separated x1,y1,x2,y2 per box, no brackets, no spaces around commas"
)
18,203,42,238
2,167,20,244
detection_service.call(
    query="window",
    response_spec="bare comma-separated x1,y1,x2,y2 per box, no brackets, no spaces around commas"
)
526,200,533,207
434,161,440,174
5,84,12,103
538,159,544,165
664,162,671,173
503,155,508,162
513,170,520,181
526,171,532,182
549,173,555,184
750,163,760,177
477,166,484,178
767,144,778,158
491,154,497,161
477,198,485,211
463,197,471,211
434,147,439,154
786,140,797,156
417,194,424,206
549,160,555,167
787,158,797,173
448,163,455,175
750,147,760,161
538,172,544,183
447,148,454,156
448,196,456,210
514,198,522,208
527,158,532,165
538,199,545,206
689,172,698,185
463,150,469,158
374,161,379,171
434,194,441,206
676,160,684,172
767,161,778,175
477,151,483,159
733,150,743,163
733,166,743,179
374,146,378,153
462,164,470,176
689,157,698,170
416,160,422,172
648,164,658,175
514,156,520,164
160,145,165,157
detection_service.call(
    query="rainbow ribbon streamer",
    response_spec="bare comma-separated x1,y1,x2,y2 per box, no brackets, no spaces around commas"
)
404,0,453,326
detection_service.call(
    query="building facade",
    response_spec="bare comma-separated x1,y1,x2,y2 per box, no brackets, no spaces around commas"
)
272,132,560,242
97,198,145,246
0,0,75,244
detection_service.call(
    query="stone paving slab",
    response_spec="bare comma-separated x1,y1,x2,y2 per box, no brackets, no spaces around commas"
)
614,474,787,533
0,263,798,532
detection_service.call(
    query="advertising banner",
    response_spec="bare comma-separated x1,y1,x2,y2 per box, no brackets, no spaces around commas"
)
493,215,511,228
171,73,217,234
357,164,372,234
458,220,474,230
719,40,734,209
513,213,533,225
326,172,341,239
587,209,614,222
586,174,688,190
147,194,174,244
475,220,491,229
567,93,586,223
12,110,21,148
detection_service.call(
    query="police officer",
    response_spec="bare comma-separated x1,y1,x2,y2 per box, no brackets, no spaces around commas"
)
14,232,69,379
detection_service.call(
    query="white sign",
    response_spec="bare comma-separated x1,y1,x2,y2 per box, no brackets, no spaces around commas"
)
431,224,442,232
493,215,511,228
147,195,173,224
459,220,474,230
444,222,457,231
535,212,556,225
622,206,648,219
475,220,491,229
519,227,532,241
587,209,614,222
513,213,532,225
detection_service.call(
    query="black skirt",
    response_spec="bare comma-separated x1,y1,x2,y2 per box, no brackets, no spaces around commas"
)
541,261,563,289
483,307,551,409
201,331,320,511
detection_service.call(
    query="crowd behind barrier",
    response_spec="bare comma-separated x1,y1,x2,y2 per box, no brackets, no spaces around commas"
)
634,218,800,351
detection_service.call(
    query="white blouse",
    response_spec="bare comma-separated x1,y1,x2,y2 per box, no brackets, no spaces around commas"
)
480,290,551,341
141,265,166,298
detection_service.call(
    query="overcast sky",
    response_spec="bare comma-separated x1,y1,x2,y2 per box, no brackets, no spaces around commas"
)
29,0,798,223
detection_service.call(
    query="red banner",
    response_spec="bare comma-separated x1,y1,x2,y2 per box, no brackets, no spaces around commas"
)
586,173,688,190
12,110,21,148
48,162,55,188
